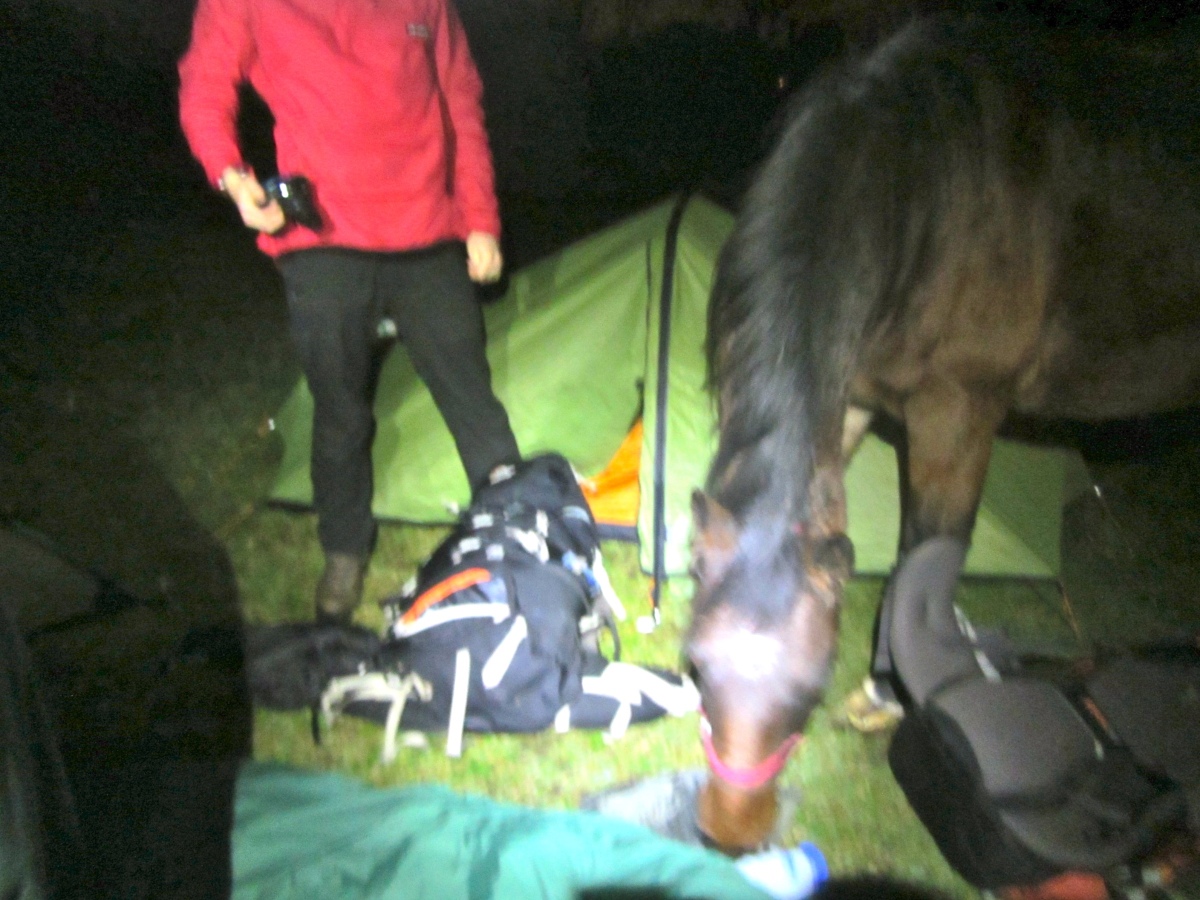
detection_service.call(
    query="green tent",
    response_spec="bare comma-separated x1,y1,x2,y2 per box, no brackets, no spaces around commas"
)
270,195,1087,586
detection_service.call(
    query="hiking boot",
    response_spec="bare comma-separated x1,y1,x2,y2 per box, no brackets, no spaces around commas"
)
314,552,368,625
837,676,905,733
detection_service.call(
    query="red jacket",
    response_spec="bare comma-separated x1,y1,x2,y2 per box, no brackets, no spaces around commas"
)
178,0,500,257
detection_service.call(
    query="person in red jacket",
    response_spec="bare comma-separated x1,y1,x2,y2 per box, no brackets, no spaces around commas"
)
179,0,520,624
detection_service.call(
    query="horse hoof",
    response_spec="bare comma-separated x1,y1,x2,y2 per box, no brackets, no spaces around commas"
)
836,677,904,733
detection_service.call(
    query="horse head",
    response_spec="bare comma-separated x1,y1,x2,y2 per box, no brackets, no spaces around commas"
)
686,489,851,853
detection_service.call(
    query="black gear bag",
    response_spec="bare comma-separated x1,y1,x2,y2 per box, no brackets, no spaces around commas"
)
882,538,1200,892
319,453,697,755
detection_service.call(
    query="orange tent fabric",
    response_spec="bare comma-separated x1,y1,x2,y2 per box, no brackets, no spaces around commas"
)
580,420,642,530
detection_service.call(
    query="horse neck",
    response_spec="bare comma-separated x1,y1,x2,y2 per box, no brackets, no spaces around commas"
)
709,409,816,530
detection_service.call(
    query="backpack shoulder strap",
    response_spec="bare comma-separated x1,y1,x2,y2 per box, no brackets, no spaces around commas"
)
320,670,433,763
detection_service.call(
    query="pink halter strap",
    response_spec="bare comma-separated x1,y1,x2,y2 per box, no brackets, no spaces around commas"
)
700,714,802,791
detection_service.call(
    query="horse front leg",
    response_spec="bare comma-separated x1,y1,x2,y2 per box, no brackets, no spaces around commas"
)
851,383,1007,730
806,404,874,544
899,383,1007,553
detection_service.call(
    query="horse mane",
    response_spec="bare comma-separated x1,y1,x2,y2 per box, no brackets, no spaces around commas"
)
704,15,1055,526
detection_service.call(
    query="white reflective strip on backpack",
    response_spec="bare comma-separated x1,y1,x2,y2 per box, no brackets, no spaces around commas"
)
446,648,470,758
607,702,632,741
580,670,643,707
626,665,700,717
581,662,701,718
590,546,626,622
452,536,483,565
389,602,510,639
481,614,529,690
955,604,1002,682
562,505,591,524
319,671,433,764
507,527,548,562
488,464,516,484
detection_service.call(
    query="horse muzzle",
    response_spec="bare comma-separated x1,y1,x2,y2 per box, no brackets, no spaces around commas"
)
695,713,803,853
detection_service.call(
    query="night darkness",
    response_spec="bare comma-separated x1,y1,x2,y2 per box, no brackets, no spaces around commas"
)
4,0,1200,897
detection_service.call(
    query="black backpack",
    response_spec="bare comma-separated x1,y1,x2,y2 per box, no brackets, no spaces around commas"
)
244,622,383,711
882,537,1200,892
319,453,697,757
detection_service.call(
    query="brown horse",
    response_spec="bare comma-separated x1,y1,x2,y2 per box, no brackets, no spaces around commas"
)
687,14,1200,852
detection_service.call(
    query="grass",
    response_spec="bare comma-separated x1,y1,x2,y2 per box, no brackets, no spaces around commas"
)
1,193,961,891
5,20,1200,897
12,198,1200,900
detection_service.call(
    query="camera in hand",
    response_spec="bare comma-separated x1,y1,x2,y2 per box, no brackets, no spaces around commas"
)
263,175,323,232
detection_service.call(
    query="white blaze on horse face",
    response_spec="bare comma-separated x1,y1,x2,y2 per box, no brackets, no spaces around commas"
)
692,606,787,685
721,625,786,681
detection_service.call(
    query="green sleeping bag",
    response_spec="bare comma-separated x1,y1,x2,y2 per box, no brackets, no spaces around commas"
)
233,763,771,900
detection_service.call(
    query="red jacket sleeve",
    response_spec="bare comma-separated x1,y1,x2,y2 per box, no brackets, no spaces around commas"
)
433,0,502,239
178,0,255,188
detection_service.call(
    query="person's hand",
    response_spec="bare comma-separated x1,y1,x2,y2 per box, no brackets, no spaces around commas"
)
220,166,286,234
466,231,503,284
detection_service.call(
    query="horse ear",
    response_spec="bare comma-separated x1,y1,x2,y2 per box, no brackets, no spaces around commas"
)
809,532,854,581
691,489,715,531
691,490,740,585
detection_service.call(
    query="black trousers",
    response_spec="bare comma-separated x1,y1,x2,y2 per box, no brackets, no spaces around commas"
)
277,244,519,556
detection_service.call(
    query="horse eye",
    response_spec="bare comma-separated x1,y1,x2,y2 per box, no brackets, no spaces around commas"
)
685,661,705,691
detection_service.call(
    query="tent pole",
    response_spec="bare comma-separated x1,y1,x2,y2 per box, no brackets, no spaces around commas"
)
649,192,692,626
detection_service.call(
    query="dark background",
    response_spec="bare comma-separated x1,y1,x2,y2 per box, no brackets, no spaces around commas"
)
4,1,1200,897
